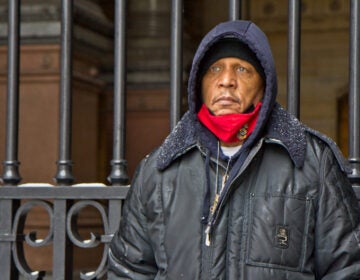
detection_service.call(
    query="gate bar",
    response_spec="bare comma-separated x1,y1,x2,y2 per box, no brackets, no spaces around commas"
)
229,0,241,20
2,0,21,185
108,0,129,185
170,0,183,129
348,0,360,186
286,0,301,118
54,0,74,185
53,200,73,279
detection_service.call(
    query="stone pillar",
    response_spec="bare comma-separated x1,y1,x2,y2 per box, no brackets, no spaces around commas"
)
125,0,197,177
125,0,171,177
127,0,171,86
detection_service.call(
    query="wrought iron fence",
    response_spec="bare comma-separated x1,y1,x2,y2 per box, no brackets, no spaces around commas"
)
0,185,127,279
0,0,359,279
0,0,129,279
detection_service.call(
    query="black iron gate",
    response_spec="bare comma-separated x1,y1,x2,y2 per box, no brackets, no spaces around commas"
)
0,0,359,279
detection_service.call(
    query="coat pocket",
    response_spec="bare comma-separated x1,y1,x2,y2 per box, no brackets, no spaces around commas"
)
245,193,313,271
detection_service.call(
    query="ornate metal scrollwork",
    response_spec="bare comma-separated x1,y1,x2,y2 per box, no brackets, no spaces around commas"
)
12,200,54,280
66,200,110,280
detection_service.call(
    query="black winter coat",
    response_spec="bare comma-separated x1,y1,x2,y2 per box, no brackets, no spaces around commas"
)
109,105,360,280
109,20,360,279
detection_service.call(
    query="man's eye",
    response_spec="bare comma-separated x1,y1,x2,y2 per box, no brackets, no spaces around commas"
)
210,65,222,72
236,66,246,72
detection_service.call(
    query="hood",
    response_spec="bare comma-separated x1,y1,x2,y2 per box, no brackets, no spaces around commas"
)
187,20,277,144
157,20,278,170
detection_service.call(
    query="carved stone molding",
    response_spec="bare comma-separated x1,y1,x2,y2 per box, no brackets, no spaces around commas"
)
0,0,113,48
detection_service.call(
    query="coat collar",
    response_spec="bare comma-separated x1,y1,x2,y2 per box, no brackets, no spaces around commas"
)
156,111,198,171
156,104,307,170
266,103,350,173
265,103,306,168
156,103,350,174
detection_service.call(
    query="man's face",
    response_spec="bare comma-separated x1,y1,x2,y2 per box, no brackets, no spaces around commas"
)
201,57,265,116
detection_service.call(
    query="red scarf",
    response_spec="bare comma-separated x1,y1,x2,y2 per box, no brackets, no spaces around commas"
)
197,102,262,143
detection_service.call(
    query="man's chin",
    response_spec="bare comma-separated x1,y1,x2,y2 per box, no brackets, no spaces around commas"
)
213,108,241,116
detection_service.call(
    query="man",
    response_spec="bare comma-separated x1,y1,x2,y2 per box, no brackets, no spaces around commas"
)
109,20,360,279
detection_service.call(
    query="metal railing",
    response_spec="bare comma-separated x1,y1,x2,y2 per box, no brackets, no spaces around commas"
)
0,0,130,279
348,0,360,192
0,0,359,279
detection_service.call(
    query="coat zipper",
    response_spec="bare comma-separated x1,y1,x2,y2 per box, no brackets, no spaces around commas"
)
205,152,231,247
204,139,265,246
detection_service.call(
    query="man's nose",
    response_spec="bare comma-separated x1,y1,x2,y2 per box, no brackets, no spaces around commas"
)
219,69,237,88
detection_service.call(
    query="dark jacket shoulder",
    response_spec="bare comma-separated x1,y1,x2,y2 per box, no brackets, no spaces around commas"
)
266,103,351,174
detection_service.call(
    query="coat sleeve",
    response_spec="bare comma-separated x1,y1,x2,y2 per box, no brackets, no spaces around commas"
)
315,146,360,280
108,159,158,279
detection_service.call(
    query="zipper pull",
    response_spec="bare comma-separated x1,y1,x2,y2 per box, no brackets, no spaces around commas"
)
205,225,211,246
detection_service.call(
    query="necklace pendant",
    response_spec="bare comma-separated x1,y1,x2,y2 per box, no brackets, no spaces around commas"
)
237,123,248,140
205,225,211,246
